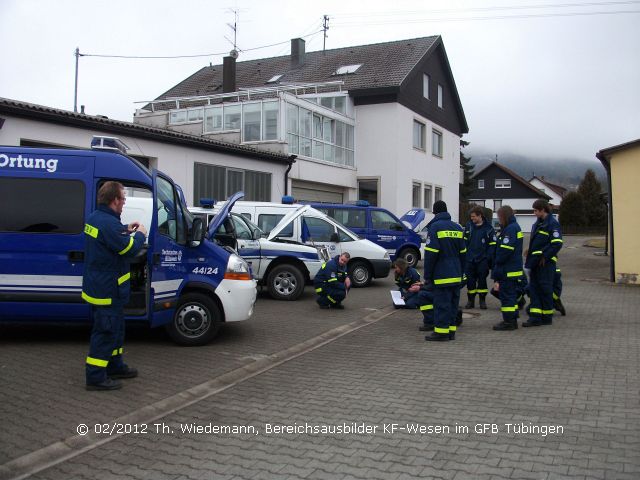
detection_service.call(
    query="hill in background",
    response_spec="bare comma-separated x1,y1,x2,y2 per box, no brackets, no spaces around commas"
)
466,151,607,191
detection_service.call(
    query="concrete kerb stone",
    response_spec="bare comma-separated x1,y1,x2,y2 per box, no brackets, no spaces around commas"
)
0,306,398,480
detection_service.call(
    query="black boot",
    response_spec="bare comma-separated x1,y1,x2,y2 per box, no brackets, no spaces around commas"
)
478,294,487,310
554,298,566,316
493,321,517,331
464,294,475,309
425,332,449,342
522,318,542,327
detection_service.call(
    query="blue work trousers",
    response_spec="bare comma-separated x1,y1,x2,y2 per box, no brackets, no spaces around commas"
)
529,262,555,323
316,284,346,307
499,278,519,324
433,286,460,334
465,259,489,296
86,304,126,384
405,289,434,327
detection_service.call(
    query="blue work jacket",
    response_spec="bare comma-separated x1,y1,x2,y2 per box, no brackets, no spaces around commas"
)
423,212,466,288
82,205,145,306
525,214,563,269
464,218,496,263
492,215,524,281
395,267,421,295
314,255,348,291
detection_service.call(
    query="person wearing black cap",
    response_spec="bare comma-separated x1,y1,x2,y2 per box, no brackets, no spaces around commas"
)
422,200,466,342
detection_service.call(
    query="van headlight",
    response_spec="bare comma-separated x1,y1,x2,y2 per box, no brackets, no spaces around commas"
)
383,252,390,260
224,254,253,280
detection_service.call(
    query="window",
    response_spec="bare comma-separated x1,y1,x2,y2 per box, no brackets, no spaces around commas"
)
204,106,223,132
169,108,203,125
494,199,502,211
194,163,271,203
337,226,354,242
432,129,443,157
263,101,279,140
242,103,261,142
258,214,286,235
412,182,421,208
266,74,283,83
232,215,253,240
333,64,362,75
437,84,443,108
423,184,433,210
0,178,85,233
156,176,178,241
478,179,485,189
324,208,366,229
413,120,425,150
435,186,443,202
303,216,335,242
358,179,378,206
286,102,354,166
495,179,511,189
423,74,430,99
224,104,241,130
371,210,401,231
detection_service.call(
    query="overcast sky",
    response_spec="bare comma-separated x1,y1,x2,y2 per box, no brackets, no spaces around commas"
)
1,0,638,162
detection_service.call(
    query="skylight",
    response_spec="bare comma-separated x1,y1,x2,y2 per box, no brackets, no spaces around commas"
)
333,64,362,75
266,74,283,83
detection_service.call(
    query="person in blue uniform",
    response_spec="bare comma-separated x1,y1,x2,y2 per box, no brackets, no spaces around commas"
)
463,206,496,310
392,258,434,331
422,200,466,342
553,264,566,315
523,199,563,327
492,205,524,331
83,181,147,391
314,252,351,309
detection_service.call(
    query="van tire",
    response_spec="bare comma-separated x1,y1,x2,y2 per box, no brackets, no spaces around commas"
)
266,264,305,301
349,260,372,288
166,293,222,346
399,247,420,268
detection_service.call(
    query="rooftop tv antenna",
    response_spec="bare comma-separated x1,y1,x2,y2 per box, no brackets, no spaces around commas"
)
225,8,240,58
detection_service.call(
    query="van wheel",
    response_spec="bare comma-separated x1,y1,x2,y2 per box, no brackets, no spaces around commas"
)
267,264,305,301
349,260,372,288
399,247,420,268
166,293,222,346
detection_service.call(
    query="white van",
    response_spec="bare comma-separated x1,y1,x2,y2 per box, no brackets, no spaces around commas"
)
228,201,392,287
189,203,329,301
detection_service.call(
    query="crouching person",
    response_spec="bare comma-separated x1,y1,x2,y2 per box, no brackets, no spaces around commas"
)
393,259,434,330
314,252,351,309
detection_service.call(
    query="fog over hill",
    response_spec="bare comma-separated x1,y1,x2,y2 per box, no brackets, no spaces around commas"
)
466,151,607,191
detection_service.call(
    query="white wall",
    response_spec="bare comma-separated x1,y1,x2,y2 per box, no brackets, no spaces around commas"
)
355,103,461,220
529,178,562,205
0,114,288,206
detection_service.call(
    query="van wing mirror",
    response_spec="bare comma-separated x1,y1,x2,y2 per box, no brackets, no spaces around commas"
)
253,228,262,240
330,232,340,243
189,217,206,246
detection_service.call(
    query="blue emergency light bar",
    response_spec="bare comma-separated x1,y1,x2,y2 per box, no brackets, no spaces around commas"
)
199,198,216,208
281,195,295,204
91,136,130,154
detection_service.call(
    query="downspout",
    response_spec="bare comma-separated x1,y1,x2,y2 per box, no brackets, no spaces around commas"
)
597,152,614,282
284,155,297,196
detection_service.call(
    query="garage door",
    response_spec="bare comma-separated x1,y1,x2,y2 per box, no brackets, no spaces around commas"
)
292,181,344,203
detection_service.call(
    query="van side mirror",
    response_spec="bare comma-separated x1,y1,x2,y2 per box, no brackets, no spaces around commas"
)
330,232,340,243
392,223,404,231
252,228,262,240
189,217,205,247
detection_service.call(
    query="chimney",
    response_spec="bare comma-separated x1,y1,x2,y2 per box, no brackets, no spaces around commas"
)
223,56,237,93
291,38,305,68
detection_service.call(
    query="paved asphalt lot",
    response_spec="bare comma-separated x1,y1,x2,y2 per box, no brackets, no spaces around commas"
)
1,235,639,479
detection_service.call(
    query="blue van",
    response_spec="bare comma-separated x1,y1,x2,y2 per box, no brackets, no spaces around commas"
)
0,138,257,345
309,202,423,267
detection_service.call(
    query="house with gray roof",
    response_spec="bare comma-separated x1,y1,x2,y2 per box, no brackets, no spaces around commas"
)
134,35,468,218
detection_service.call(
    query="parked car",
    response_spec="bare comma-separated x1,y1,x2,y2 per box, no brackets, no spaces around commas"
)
189,201,329,301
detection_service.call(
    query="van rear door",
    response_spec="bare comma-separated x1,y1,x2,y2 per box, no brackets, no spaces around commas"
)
0,149,94,320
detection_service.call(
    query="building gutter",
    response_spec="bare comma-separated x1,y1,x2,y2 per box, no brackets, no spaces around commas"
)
284,155,297,196
596,151,615,282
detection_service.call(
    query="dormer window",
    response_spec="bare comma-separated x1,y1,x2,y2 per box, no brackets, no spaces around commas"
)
266,74,283,84
333,64,362,75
